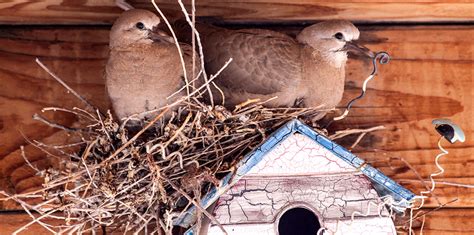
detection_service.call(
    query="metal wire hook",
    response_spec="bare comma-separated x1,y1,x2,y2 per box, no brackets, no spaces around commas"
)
333,51,391,121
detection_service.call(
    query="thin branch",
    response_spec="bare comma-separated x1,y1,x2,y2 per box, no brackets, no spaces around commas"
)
20,145,41,173
402,198,458,225
330,125,385,140
35,58,96,112
33,113,78,132
176,0,214,106
163,178,227,235
151,0,190,97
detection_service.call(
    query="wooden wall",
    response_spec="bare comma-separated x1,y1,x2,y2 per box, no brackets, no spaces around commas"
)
0,0,473,234
1,0,474,24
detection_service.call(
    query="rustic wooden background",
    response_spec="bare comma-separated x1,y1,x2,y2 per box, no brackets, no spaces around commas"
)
0,0,473,234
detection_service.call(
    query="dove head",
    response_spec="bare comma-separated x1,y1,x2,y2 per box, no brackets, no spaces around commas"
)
297,20,373,67
109,9,173,49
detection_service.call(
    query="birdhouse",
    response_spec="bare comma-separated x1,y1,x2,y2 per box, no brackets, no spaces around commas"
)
176,119,415,235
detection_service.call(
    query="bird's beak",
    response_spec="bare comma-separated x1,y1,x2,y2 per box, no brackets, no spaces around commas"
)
148,27,174,44
343,41,375,58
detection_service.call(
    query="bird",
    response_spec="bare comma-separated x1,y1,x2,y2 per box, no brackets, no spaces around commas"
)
175,20,374,118
106,9,196,123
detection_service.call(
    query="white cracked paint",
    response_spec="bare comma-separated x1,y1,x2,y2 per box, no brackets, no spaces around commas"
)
246,133,356,176
208,217,396,235
207,133,396,235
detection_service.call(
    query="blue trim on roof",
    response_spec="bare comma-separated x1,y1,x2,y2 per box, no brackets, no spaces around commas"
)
175,119,415,228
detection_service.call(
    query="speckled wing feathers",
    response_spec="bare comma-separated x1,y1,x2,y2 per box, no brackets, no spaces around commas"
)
198,26,302,96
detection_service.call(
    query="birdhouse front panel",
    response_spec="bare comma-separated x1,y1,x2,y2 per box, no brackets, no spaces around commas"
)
207,216,396,235
245,133,357,176
207,133,397,235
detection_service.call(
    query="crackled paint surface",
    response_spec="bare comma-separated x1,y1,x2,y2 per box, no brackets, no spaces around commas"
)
246,133,356,176
208,217,396,235
213,175,385,223
324,217,396,235
207,133,395,235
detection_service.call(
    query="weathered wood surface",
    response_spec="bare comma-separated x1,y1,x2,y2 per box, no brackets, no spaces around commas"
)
0,212,64,235
0,25,472,231
1,1,473,25
132,0,474,23
0,27,111,209
0,0,121,25
397,208,474,234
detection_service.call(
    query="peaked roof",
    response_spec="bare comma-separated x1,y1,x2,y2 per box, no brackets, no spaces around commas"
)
175,119,415,227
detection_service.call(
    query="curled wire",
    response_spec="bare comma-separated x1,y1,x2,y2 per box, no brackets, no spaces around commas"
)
414,137,448,209
333,52,390,121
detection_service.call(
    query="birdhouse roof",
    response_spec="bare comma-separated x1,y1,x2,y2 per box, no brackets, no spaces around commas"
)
175,119,415,227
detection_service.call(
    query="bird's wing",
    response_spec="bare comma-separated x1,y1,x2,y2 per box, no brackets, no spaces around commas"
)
198,26,302,95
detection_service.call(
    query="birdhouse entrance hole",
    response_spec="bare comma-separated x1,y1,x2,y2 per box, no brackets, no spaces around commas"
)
277,207,321,235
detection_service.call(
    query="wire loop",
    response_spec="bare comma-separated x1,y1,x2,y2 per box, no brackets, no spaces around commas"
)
333,52,390,121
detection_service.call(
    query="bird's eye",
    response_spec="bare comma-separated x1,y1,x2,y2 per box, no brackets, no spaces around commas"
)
334,32,344,40
135,22,145,30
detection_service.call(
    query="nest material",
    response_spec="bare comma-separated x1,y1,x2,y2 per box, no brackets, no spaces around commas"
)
0,3,391,232
3,47,392,235
6,95,327,233
2,13,328,233
4,58,384,235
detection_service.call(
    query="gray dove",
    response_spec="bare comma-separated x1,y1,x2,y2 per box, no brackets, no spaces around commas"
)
106,9,195,122
175,21,374,116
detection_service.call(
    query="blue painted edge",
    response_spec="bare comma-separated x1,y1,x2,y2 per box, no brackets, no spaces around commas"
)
176,119,416,230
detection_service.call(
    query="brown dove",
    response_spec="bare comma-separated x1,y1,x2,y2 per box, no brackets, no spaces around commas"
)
175,21,373,115
106,9,195,122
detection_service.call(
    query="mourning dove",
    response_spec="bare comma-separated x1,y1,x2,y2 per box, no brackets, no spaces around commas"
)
176,21,373,116
106,9,195,122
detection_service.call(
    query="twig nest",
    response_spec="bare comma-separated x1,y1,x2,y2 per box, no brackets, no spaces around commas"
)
10,98,325,233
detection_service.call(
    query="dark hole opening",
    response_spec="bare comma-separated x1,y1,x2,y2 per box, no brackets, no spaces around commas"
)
278,207,321,235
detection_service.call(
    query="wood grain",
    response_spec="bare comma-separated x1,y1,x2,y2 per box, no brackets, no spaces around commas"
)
0,0,121,25
360,147,474,208
130,0,474,23
335,26,473,151
0,27,111,209
0,212,65,235
1,1,473,25
395,208,474,234
0,25,472,231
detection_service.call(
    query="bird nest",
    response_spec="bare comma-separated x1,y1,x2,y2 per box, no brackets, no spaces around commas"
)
0,3,387,234
4,85,330,234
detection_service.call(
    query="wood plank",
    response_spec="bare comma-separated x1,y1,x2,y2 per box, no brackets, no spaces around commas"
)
333,25,473,151
131,0,474,23
420,209,474,234
395,208,474,234
0,212,65,234
0,27,111,210
0,26,472,212
358,26,474,61
1,1,473,25
358,147,474,208
0,27,110,159
0,0,121,25
0,127,81,210
331,26,473,208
